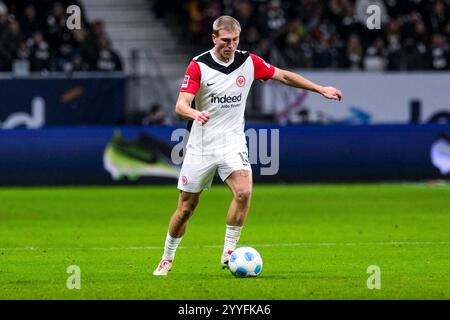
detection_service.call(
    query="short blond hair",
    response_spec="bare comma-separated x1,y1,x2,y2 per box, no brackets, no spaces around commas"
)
212,15,241,36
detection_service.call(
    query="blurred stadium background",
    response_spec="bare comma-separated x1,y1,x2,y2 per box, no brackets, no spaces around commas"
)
0,0,450,300
0,0,449,185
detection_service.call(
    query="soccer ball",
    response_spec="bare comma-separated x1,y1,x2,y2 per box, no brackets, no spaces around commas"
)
229,247,263,277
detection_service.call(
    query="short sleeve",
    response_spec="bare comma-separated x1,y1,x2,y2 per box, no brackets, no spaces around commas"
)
250,53,275,81
180,60,201,95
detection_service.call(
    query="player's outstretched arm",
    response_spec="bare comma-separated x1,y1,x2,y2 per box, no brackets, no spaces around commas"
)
271,68,343,101
175,92,210,125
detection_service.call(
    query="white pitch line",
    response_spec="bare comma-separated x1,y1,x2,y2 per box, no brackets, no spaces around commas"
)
1,241,450,251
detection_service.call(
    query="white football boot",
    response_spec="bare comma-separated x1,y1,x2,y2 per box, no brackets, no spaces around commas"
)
153,259,173,276
221,250,234,269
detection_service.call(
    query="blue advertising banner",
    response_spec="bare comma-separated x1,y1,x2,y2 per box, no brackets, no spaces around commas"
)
0,124,449,186
0,76,126,128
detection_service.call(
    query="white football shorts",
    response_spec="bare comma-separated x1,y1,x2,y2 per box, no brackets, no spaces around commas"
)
177,149,252,193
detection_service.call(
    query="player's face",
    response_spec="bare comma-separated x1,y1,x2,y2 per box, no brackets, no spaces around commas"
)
212,29,240,61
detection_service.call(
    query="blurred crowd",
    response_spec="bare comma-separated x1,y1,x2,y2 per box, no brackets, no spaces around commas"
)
153,0,450,71
0,0,122,73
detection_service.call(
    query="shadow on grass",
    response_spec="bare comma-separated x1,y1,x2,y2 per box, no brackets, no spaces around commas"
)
150,269,322,281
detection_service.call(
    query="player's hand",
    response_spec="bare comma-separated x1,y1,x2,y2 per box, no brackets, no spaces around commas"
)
320,86,342,101
195,111,210,125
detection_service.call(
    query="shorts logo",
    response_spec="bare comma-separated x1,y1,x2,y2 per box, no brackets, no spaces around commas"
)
182,176,188,185
181,75,190,88
236,75,246,87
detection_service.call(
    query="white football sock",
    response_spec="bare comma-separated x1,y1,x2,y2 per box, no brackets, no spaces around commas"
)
162,232,182,260
223,224,242,254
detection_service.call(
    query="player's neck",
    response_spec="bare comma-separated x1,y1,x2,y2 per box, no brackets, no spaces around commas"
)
212,48,234,64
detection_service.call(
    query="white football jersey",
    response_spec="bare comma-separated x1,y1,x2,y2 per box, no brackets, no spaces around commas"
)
180,49,275,156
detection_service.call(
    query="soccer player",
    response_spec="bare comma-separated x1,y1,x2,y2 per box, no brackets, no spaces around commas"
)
153,16,342,275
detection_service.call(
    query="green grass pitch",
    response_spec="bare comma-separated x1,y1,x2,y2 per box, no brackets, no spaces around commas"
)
0,183,449,299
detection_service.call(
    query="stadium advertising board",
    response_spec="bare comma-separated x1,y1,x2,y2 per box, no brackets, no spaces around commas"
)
260,72,450,125
0,125,449,186
0,77,125,128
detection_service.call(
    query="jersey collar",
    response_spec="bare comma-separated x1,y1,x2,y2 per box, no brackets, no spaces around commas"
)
210,49,235,67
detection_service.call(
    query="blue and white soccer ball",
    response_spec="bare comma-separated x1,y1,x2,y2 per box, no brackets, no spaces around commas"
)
229,247,263,278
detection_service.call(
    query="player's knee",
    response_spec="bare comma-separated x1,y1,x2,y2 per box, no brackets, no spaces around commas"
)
235,188,252,204
178,200,197,220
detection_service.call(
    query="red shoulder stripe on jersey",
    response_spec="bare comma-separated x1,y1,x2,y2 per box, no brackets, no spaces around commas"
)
250,53,275,81
180,60,201,95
